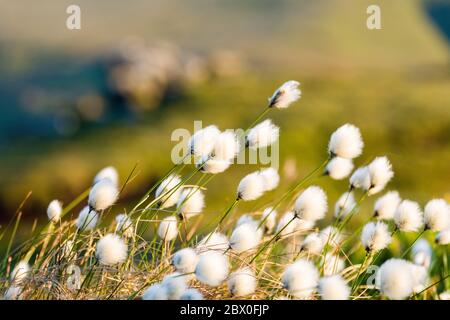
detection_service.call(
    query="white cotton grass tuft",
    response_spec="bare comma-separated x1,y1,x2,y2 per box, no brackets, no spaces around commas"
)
10,261,30,284
260,207,277,234
318,275,350,300
300,232,324,255
195,251,229,287
424,199,449,232
319,226,343,248
334,191,356,220
259,167,280,192
228,267,257,297
88,179,119,211
95,234,127,266
176,187,205,219
93,166,119,187
230,223,262,254
436,228,450,245
321,253,345,276
376,258,415,300
245,119,279,149
188,125,221,158
412,239,432,269
325,157,354,180
47,200,62,223
211,131,240,161
142,284,168,300
394,200,424,232
158,216,178,241
361,221,392,252
268,80,301,109
374,191,401,220
294,186,328,222
161,272,188,300
76,206,99,231
172,248,198,274
276,211,299,238
409,263,429,293
198,157,231,174
439,291,450,300
155,174,182,209
237,171,265,201
180,288,204,300
328,124,364,159
4,285,22,300
349,166,371,190
367,156,394,195
115,214,134,237
282,259,319,299
196,232,229,253
236,214,255,227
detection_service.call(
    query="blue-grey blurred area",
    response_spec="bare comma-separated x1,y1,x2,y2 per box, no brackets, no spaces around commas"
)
0,0,449,222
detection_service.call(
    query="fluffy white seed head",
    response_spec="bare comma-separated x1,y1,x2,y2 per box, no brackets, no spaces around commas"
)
236,214,255,227
282,259,319,299
374,191,401,220
4,286,22,300
180,288,204,300
367,156,394,195
294,186,328,222
361,221,392,252
188,125,221,158
195,251,229,287
177,187,205,219
10,261,30,284
412,239,432,269
319,226,343,248
394,200,424,232
261,207,277,234
436,229,450,245
228,267,257,297
212,131,240,161
276,211,298,238
93,166,119,187
198,157,231,174
237,171,266,201
95,234,127,266
230,223,261,254
322,253,345,276
245,119,279,149
424,199,449,232
409,263,429,293
76,206,99,231
196,232,230,253
301,232,324,255
47,200,62,223
88,180,119,211
115,214,134,237
155,174,182,209
142,284,168,300
259,167,280,192
334,191,356,220
318,275,350,300
439,291,450,300
161,272,188,300
328,124,364,159
172,248,198,274
349,166,371,190
268,80,301,109
376,258,415,300
158,216,178,241
325,157,354,180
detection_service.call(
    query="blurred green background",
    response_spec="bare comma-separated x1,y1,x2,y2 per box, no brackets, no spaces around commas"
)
0,0,449,230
